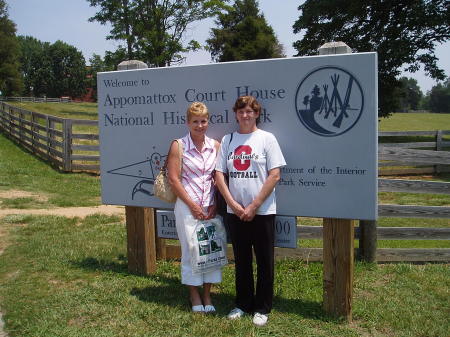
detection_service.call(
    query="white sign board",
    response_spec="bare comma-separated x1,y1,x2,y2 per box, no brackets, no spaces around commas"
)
156,211,297,248
99,53,378,220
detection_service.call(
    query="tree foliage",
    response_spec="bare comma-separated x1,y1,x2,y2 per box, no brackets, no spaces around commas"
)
293,0,449,117
88,0,228,67
87,53,114,100
206,0,284,62
18,37,87,98
396,77,423,111
18,36,51,96
0,0,23,96
424,79,450,113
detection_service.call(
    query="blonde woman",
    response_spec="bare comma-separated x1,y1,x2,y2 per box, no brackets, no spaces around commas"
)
167,102,221,313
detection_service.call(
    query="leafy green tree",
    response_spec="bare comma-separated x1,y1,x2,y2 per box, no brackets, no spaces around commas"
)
206,0,284,62
88,0,228,67
18,37,86,98
87,53,114,101
425,79,450,113
293,0,449,117
397,77,423,111
47,40,87,98
18,36,52,96
0,0,23,96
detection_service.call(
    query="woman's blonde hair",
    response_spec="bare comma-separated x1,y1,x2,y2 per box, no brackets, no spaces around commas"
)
186,102,209,121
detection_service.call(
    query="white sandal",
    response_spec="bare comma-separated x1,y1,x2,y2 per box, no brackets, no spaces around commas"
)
191,304,205,313
204,305,216,314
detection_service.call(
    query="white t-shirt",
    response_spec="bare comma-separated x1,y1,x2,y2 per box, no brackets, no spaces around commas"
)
215,129,286,215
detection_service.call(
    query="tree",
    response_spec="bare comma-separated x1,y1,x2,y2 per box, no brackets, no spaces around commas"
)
47,40,87,98
293,0,449,117
397,77,423,111
206,0,284,62
18,36,52,96
87,0,228,67
426,79,450,113
0,0,23,96
87,53,114,100
18,37,87,98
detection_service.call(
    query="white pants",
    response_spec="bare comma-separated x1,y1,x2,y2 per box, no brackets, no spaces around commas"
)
174,199,222,286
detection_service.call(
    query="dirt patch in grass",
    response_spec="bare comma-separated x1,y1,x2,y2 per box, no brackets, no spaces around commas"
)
0,190,49,202
0,205,125,219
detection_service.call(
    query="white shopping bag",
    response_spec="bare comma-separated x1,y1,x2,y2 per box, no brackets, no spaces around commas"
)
187,217,228,274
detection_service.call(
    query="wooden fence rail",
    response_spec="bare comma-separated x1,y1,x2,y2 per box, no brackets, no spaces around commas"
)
0,102,99,172
0,96,72,103
1,102,449,262
379,130,450,175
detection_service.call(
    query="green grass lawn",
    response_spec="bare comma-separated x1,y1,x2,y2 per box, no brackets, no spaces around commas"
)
0,213,448,337
378,112,450,131
9,102,98,120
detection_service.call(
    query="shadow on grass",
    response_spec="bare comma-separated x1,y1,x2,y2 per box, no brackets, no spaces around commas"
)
71,255,129,276
130,282,236,315
274,295,325,320
72,256,326,320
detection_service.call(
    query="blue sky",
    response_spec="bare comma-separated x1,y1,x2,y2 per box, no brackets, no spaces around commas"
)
8,0,449,93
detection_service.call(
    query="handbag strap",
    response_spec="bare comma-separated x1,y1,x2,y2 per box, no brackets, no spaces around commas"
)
162,139,183,173
177,139,183,174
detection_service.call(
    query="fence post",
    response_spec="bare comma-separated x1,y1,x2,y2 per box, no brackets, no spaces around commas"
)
436,130,443,174
31,112,37,153
0,102,4,132
358,220,377,262
62,119,73,171
46,116,52,162
319,41,355,322
18,108,24,144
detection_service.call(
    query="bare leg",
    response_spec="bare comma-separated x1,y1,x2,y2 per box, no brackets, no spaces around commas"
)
188,285,202,306
202,283,212,305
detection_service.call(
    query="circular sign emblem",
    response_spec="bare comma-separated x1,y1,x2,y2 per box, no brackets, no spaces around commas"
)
295,66,364,137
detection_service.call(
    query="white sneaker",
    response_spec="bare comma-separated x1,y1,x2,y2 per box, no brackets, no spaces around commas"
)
227,307,245,320
252,312,268,326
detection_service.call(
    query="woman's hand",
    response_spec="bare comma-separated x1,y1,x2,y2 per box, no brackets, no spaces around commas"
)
206,204,216,220
190,203,206,220
241,203,257,222
230,200,245,219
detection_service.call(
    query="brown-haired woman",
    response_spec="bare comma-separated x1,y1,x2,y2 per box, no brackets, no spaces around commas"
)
215,96,286,326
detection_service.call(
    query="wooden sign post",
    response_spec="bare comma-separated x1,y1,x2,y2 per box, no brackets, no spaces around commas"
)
125,206,157,275
319,42,355,321
114,60,160,276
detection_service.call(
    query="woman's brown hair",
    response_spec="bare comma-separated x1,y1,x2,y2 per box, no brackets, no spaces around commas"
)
232,96,261,125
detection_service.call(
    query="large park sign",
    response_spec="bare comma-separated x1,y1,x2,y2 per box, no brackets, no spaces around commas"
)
98,53,378,220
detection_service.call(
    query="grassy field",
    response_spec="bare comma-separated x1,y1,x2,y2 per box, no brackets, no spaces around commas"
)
378,112,450,131
9,102,98,120
0,106,449,336
0,213,448,337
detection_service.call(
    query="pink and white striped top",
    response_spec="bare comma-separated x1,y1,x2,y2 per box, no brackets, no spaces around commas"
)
180,133,217,208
